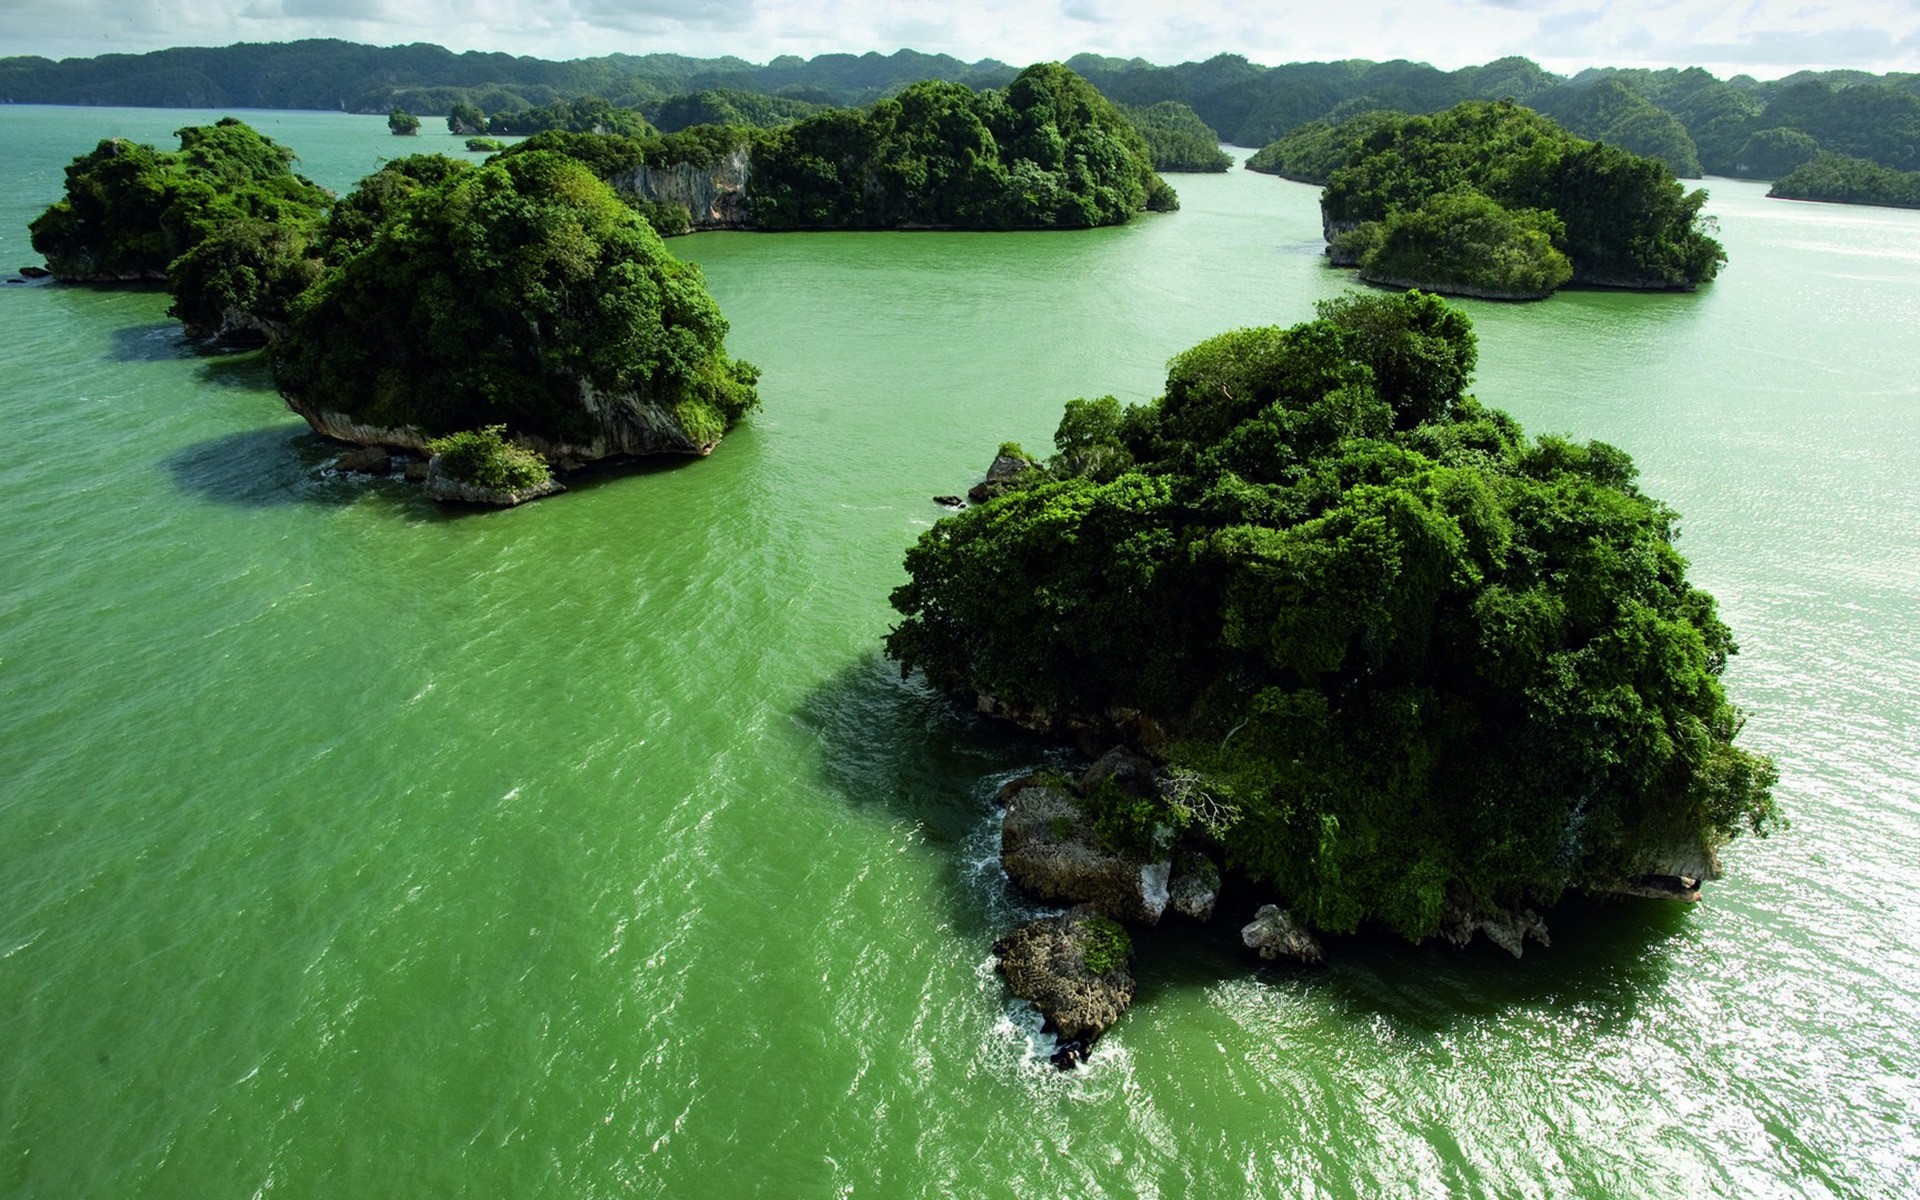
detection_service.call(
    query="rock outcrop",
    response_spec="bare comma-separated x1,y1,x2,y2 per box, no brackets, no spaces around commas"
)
423,456,564,507
607,146,753,231
965,451,1035,504
1240,904,1326,964
1437,897,1551,958
1001,783,1171,925
994,904,1134,1067
282,378,717,472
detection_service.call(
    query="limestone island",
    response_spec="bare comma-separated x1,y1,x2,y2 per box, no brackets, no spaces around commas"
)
31,119,758,504
1249,102,1725,300
889,291,1777,1064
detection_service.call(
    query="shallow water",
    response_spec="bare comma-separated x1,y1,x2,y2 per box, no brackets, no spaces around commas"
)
1,108,1916,1198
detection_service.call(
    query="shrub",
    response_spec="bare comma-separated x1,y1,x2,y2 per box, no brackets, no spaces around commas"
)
427,425,552,490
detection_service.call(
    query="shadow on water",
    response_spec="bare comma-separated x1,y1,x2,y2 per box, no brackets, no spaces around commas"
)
163,425,416,510
800,650,1689,1027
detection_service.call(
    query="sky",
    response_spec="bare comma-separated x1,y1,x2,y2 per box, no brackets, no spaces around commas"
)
3,0,1919,78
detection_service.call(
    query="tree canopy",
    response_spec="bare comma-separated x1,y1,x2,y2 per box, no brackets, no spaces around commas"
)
749,63,1177,230
27,117,328,285
888,291,1776,939
271,150,759,445
1769,152,1920,209
1123,101,1231,172
1321,101,1724,293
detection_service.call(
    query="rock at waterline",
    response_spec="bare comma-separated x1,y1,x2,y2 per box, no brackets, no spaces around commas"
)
1240,904,1326,965
966,451,1033,503
424,456,565,507
1001,783,1171,924
1437,896,1550,958
329,446,393,475
994,904,1134,1067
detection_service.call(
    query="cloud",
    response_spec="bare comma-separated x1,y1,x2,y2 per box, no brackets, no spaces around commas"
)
2,0,1917,75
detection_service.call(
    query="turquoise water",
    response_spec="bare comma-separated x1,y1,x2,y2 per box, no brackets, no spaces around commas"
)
2,107,1917,1198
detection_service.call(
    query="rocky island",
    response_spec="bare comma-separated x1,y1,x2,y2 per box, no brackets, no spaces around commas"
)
30,122,760,504
1253,101,1725,299
891,291,1777,1063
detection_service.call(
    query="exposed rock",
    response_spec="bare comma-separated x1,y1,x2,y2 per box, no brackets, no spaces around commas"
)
1598,835,1721,902
17,265,51,279
423,456,565,507
966,452,1035,503
1001,784,1170,925
1358,269,1554,302
183,306,287,347
994,903,1134,1065
1438,898,1550,958
606,146,753,231
993,773,1042,807
1169,850,1221,921
401,460,430,482
330,446,392,474
971,692,1169,752
1240,904,1325,964
934,494,965,508
283,375,718,471
1079,746,1157,797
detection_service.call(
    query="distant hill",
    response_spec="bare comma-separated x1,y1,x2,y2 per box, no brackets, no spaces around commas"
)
3,40,1915,177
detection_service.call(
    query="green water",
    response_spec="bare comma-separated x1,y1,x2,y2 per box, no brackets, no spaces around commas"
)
2,107,1918,1199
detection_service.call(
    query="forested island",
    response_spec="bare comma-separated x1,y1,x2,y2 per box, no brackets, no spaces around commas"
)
1769,152,1920,209
1292,102,1723,299
29,119,759,503
476,64,1177,233
890,292,1778,1060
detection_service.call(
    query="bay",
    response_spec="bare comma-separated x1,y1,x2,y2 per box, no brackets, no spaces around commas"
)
1,106,1916,1198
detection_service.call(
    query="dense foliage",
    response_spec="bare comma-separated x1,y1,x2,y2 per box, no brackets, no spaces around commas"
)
888,292,1776,939
1358,189,1572,297
1122,101,1231,172
1323,101,1723,292
750,63,1176,230
272,151,759,444
485,95,653,138
426,426,553,490
1769,153,1920,210
1530,78,1701,177
8,38,1916,195
387,109,420,136
1244,111,1401,184
27,118,328,284
651,88,825,132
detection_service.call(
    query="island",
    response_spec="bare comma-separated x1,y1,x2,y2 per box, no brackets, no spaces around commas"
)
30,123,760,504
887,291,1778,1061
1312,101,1724,298
1768,152,1920,210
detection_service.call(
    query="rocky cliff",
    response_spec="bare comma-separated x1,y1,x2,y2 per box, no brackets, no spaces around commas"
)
608,147,753,231
282,378,718,471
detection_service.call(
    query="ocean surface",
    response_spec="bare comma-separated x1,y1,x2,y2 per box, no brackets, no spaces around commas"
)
2,107,1917,1199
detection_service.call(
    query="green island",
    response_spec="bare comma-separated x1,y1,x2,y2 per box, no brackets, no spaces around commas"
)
891,291,1777,1055
29,120,759,503
1122,101,1232,172
465,63,1176,233
1307,101,1724,298
1768,152,1920,209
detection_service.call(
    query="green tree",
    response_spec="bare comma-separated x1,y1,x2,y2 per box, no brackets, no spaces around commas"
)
272,150,759,445
888,292,1775,938
388,108,421,136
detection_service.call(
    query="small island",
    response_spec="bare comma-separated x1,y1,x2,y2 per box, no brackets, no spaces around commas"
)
1769,152,1920,210
889,291,1777,1061
30,121,760,504
486,63,1178,234
1251,102,1725,299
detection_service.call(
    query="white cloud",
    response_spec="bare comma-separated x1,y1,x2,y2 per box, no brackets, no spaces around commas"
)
2,0,1917,75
